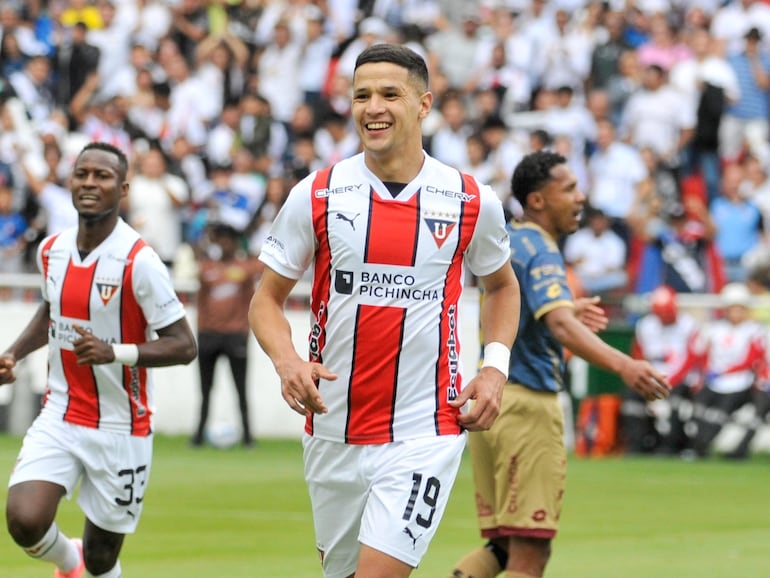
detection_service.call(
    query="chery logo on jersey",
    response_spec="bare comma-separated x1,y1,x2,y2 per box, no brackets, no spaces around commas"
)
313,183,365,198
424,185,476,202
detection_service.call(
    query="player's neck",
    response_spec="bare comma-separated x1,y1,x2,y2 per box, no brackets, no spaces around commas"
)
364,147,424,184
523,213,558,241
77,214,119,252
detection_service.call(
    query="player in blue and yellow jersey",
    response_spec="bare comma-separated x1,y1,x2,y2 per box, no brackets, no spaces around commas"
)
450,151,671,578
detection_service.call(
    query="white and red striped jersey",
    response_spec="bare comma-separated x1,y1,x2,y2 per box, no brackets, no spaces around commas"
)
692,318,767,394
38,219,186,436
634,312,700,387
259,152,511,444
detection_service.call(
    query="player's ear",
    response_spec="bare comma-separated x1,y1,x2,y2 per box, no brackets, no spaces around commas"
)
528,191,545,210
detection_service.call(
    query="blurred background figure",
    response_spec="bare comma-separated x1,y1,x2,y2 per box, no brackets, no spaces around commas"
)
622,285,701,455
191,221,262,448
689,282,767,458
563,206,628,296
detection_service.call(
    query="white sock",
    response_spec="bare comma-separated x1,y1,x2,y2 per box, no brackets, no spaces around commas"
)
86,560,122,578
24,523,81,571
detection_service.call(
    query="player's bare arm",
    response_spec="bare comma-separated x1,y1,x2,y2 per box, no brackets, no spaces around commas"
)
249,267,336,416
0,302,51,385
72,318,196,367
545,305,671,401
452,263,520,431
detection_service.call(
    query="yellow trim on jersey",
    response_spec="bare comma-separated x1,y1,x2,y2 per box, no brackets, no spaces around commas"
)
534,299,574,321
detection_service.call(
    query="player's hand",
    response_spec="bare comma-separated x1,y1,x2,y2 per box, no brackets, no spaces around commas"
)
278,358,336,417
0,352,17,385
621,358,671,402
574,296,608,333
450,367,505,431
72,324,114,365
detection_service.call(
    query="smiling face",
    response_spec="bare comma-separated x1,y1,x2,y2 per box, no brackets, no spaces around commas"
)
351,60,431,179
70,148,127,223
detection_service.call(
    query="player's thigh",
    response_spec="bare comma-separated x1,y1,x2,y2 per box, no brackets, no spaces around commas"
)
76,428,153,535
303,436,369,578
359,434,466,570
489,386,566,537
8,412,84,499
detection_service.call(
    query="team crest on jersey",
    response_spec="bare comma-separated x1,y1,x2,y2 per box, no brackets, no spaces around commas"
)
97,282,120,305
423,212,458,248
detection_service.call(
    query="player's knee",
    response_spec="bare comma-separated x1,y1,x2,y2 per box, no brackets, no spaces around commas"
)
508,536,552,573
5,503,49,547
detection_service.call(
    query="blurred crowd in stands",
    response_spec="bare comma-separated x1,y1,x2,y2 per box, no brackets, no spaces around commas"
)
0,0,770,294
3,0,770,453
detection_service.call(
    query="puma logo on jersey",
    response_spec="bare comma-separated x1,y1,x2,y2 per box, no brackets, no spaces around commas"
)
403,526,422,549
335,212,360,230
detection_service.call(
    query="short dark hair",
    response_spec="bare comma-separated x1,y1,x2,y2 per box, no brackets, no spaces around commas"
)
77,142,129,181
511,151,567,207
354,43,429,92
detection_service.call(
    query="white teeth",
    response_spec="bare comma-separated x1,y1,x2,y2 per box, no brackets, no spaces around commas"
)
367,122,389,130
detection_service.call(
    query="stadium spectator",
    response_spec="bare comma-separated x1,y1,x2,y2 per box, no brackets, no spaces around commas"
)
671,25,739,204
8,54,56,127
192,221,261,449
428,90,472,168
710,0,770,57
634,193,722,294
450,150,669,578
168,0,211,65
425,9,487,91
587,118,647,245
0,142,196,578
20,141,78,239
635,13,691,72
539,8,592,94
589,9,631,91
126,146,189,267
710,162,764,283
53,21,100,106
623,285,701,455
563,205,629,295
0,171,27,285
720,26,770,167
255,19,303,125
249,43,520,578
689,282,767,458
619,63,695,170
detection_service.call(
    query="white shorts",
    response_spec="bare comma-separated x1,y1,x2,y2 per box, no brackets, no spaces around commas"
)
303,433,466,578
8,410,153,534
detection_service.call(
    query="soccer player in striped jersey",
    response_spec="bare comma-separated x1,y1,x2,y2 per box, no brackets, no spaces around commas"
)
249,44,520,578
0,142,197,578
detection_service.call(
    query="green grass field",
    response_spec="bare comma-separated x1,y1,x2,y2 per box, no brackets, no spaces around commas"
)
0,434,767,577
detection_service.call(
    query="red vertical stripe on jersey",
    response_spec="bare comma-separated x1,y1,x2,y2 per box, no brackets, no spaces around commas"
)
60,259,96,319
307,167,334,436
364,190,419,265
435,173,482,435
61,349,100,428
60,259,99,425
346,304,404,443
40,235,60,281
121,240,151,436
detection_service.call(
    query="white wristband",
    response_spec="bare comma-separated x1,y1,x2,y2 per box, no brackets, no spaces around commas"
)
481,341,510,377
112,344,139,366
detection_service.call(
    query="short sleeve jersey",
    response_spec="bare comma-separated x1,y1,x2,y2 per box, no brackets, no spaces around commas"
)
259,152,511,444
38,219,187,436
507,221,574,393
